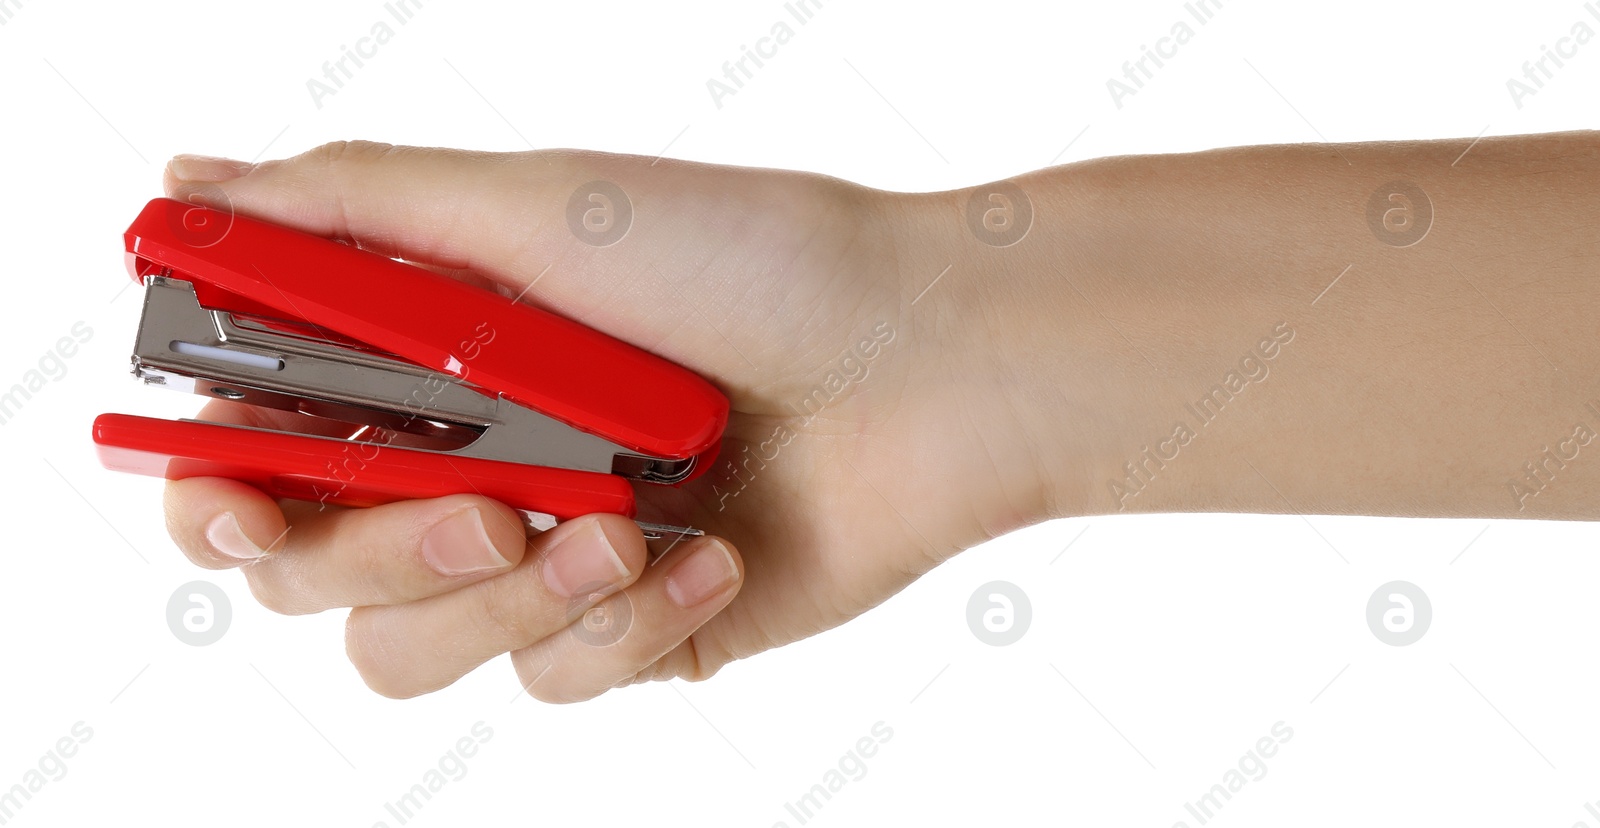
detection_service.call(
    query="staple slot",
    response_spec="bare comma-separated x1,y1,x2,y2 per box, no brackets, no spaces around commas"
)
169,340,284,371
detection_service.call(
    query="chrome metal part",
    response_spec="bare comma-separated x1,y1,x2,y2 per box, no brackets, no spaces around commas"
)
517,510,704,542
130,276,696,483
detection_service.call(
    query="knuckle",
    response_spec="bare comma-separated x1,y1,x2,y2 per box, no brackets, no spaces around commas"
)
323,507,407,606
304,140,350,167
344,609,421,699
668,635,725,684
346,536,393,603
630,658,670,685
473,575,532,644
306,139,394,168
242,566,308,616
511,659,592,705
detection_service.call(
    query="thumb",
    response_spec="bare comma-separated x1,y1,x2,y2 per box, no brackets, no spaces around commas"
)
160,141,800,388
163,141,601,293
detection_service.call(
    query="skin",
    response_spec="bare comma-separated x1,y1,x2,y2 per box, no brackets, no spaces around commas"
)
160,131,1600,701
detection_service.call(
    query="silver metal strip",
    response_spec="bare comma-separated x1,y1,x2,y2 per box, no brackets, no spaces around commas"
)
129,276,696,483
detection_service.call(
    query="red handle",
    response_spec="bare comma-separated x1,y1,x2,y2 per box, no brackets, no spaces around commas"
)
125,197,728,461
93,414,636,521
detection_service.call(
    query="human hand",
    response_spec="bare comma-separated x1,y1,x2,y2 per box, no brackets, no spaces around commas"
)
157,141,1053,701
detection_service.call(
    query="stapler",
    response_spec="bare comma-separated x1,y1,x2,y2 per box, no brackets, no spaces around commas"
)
93,198,728,539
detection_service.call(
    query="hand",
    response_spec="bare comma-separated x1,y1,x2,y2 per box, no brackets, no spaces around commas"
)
158,142,1051,701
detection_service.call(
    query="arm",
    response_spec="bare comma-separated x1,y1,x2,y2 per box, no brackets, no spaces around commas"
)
898,129,1600,525
157,131,1599,702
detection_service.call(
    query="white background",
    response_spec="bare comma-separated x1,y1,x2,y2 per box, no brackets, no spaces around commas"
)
2,0,1598,825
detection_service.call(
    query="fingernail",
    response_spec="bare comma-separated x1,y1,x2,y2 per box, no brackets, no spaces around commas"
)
422,507,509,576
168,154,255,183
541,520,630,599
665,540,739,608
205,512,267,560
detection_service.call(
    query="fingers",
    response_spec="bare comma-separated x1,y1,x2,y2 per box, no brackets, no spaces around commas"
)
164,477,288,569
165,478,527,614
344,520,743,701
257,495,528,614
508,535,743,703
165,397,745,699
344,513,649,698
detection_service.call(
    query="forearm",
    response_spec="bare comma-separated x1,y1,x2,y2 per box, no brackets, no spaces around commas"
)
897,130,1600,528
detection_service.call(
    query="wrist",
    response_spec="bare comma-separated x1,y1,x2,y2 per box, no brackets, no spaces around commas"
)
873,181,1080,546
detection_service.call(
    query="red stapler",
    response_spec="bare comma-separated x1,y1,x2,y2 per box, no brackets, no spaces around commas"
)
93,198,728,538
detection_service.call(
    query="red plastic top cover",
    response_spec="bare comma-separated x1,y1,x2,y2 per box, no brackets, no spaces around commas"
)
124,197,728,461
